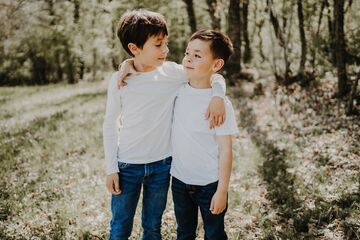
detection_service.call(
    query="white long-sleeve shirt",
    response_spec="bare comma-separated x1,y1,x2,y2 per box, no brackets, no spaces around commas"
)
103,61,225,174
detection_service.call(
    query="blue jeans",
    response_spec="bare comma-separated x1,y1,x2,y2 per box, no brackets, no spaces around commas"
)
109,157,172,240
171,177,228,240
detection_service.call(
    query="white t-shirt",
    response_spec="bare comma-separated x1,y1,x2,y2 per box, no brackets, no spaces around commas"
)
102,62,226,174
170,83,239,185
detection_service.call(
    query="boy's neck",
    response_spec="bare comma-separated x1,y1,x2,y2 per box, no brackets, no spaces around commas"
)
188,77,212,89
133,58,156,72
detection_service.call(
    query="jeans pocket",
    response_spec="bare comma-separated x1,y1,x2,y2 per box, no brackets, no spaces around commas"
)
118,161,130,170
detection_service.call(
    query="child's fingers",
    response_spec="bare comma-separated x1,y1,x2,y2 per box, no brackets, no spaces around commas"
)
209,119,214,129
210,198,215,212
217,207,224,214
214,116,220,126
219,115,225,125
117,80,127,88
211,207,220,215
117,74,128,88
210,115,217,129
114,179,121,195
205,109,210,120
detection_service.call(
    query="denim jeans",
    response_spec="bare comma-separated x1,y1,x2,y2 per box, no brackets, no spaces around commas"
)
171,177,228,240
109,157,172,240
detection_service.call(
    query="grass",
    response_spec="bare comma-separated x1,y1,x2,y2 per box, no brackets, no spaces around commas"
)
0,79,359,239
232,79,360,239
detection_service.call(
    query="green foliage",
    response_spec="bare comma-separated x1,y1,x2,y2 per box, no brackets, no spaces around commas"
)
1,0,360,86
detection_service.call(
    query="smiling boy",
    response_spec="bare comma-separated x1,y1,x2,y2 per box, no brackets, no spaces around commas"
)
170,30,238,240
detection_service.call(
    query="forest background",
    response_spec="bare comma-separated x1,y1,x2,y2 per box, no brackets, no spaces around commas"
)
0,0,359,239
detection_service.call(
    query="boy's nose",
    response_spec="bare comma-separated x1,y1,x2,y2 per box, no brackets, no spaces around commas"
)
162,45,169,54
185,56,192,63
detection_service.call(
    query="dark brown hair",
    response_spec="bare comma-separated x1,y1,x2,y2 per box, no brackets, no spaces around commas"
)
190,30,234,63
117,9,168,56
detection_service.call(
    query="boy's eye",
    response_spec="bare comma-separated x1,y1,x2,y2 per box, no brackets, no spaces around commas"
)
184,52,189,56
195,54,201,58
155,42,168,47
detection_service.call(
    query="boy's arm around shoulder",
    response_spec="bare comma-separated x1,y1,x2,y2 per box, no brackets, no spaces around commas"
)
207,74,227,128
211,73,226,98
116,59,138,88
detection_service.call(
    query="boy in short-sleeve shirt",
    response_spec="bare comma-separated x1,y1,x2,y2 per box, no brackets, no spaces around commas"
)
170,30,239,240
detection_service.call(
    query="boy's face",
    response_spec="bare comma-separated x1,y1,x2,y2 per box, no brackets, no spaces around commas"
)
129,34,169,71
182,39,221,81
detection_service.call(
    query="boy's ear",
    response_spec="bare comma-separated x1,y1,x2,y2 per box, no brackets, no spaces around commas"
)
128,43,140,56
212,59,225,72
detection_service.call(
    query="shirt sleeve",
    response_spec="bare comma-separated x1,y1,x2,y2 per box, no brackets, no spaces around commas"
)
103,72,122,174
210,73,226,99
215,98,239,136
170,62,187,83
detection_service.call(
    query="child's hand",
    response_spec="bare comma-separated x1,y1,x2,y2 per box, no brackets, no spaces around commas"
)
210,190,227,215
117,59,137,88
106,173,122,195
206,96,225,129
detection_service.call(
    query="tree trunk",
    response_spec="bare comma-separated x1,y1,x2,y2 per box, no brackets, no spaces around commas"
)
311,0,327,70
346,73,359,115
183,0,197,33
55,51,63,82
297,0,306,74
206,0,221,30
267,0,285,47
334,0,348,97
327,1,336,64
267,0,288,82
111,20,118,70
227,0,241,77
242,0,251,63
73,0,80,24
45,0,55,25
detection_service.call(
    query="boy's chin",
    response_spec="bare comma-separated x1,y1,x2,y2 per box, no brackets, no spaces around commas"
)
185,74,195,81
184,70,195,77
155,59,166,66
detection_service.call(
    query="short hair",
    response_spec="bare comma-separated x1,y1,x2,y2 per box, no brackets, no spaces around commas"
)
117,9,168,56
190,30,234,63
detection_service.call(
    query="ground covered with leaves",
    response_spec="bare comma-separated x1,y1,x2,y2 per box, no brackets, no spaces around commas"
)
0,74,359,239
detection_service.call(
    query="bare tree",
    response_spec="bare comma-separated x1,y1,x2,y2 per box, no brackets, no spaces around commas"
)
227,0,241,78
310,0,328,70
346,72,359,115
183,0,197,33
334,0,348,97
206,0,221,30
297,0,306,75
45,0,55,25
242,0,252,63
266,0,287,81
73,0,80,24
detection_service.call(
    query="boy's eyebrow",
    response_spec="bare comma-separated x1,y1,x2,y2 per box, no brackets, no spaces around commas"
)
154,35,168,41
187,49,202,53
